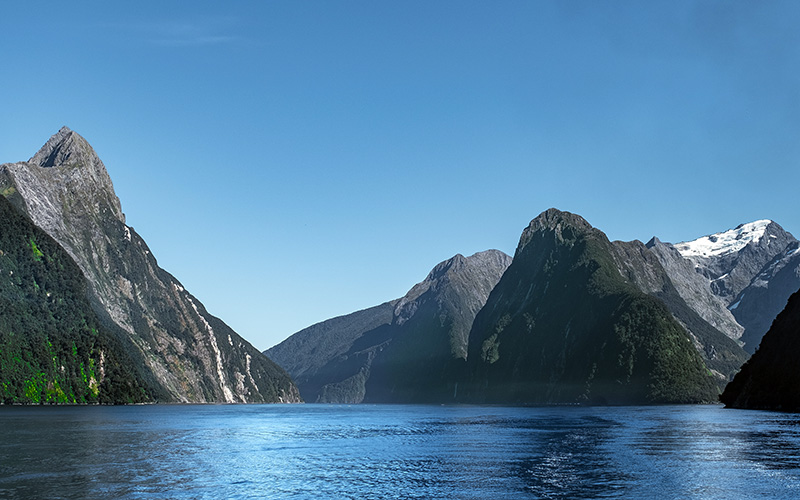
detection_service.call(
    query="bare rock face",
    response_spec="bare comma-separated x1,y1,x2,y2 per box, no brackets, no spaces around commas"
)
646,237,744,340
0,127,300,403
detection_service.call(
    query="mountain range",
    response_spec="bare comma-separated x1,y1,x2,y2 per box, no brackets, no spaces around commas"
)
4,128,799,406
269,208,800,405
1,127,300,403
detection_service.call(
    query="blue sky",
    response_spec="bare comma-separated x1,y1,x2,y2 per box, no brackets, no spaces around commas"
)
2,2,799,350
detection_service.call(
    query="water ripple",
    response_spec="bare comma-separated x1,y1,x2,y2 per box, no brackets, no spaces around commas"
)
1,405,800,499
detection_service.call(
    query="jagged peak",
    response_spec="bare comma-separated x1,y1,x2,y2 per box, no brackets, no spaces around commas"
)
645,236,662,248
424,250,512,283
393,249,512,325
30,126,100,169
20,127,125,224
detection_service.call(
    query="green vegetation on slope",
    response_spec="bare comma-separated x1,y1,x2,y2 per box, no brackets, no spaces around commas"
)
465,210,719,404
0,195,156,404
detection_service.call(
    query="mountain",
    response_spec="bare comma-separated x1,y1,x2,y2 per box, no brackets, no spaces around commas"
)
673,220,800,353
266,250,512,403
265,301,397,403
0,127,300,403
463,209,720,405
720,287,800,411
0,195,160,403
646,237,744,341
612,239,747,384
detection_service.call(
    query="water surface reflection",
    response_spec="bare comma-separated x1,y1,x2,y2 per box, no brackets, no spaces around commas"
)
1,405,799,499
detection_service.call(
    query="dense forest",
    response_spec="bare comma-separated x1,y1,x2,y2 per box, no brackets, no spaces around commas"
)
0,196,157,404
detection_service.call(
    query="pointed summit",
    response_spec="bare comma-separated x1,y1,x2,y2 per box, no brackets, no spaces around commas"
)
517,208,598,257
8,127,126,224
1,128,302,403
30,126,99,169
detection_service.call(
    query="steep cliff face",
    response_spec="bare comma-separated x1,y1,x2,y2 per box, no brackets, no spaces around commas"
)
266,250,512,403
0,195,160,403
0,127,299,403
646,237,744,341
463,209,719,405
720,288,800,411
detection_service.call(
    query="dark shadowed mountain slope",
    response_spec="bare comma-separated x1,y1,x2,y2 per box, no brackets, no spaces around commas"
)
463,209,719,405
0,195,160,403
730,241,800,352
266,250,512,403
0,127,299,403
721,288,800,411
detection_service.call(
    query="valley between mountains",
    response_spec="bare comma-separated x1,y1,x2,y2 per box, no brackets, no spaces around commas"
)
2,128,799,408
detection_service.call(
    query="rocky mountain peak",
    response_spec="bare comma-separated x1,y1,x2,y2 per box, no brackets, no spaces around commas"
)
394,250,512,326
423,250,511,284
2,128,300,403
530,208,592,232
517,208,597,257
31,126,98,169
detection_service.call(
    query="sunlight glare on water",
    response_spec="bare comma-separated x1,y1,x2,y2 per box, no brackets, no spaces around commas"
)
1,404,800,499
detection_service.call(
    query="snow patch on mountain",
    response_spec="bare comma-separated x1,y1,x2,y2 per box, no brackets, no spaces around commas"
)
675,220,772,259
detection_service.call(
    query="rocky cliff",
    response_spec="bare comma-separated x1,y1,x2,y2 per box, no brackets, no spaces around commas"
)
0,127,299,403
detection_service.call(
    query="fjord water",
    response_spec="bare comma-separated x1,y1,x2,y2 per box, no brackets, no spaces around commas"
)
1,405,799,499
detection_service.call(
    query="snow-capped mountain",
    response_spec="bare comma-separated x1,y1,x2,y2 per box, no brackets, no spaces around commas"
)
667,220,800,353
675,220,773,259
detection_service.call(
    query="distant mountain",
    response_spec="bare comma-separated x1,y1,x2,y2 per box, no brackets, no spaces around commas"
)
720,287,800,411
265,301,397,403
266,250,512,403
463,209,720,405
0,127,300,403
0,195,159,403
673,220,800,353
273,209,798,405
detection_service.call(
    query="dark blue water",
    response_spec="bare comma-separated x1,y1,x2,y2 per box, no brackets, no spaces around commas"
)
1,404,799,499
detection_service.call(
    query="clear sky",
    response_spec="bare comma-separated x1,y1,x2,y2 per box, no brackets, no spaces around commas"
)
2,2,799,351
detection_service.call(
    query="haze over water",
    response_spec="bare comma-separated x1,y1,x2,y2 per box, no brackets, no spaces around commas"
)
2,404,799,499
